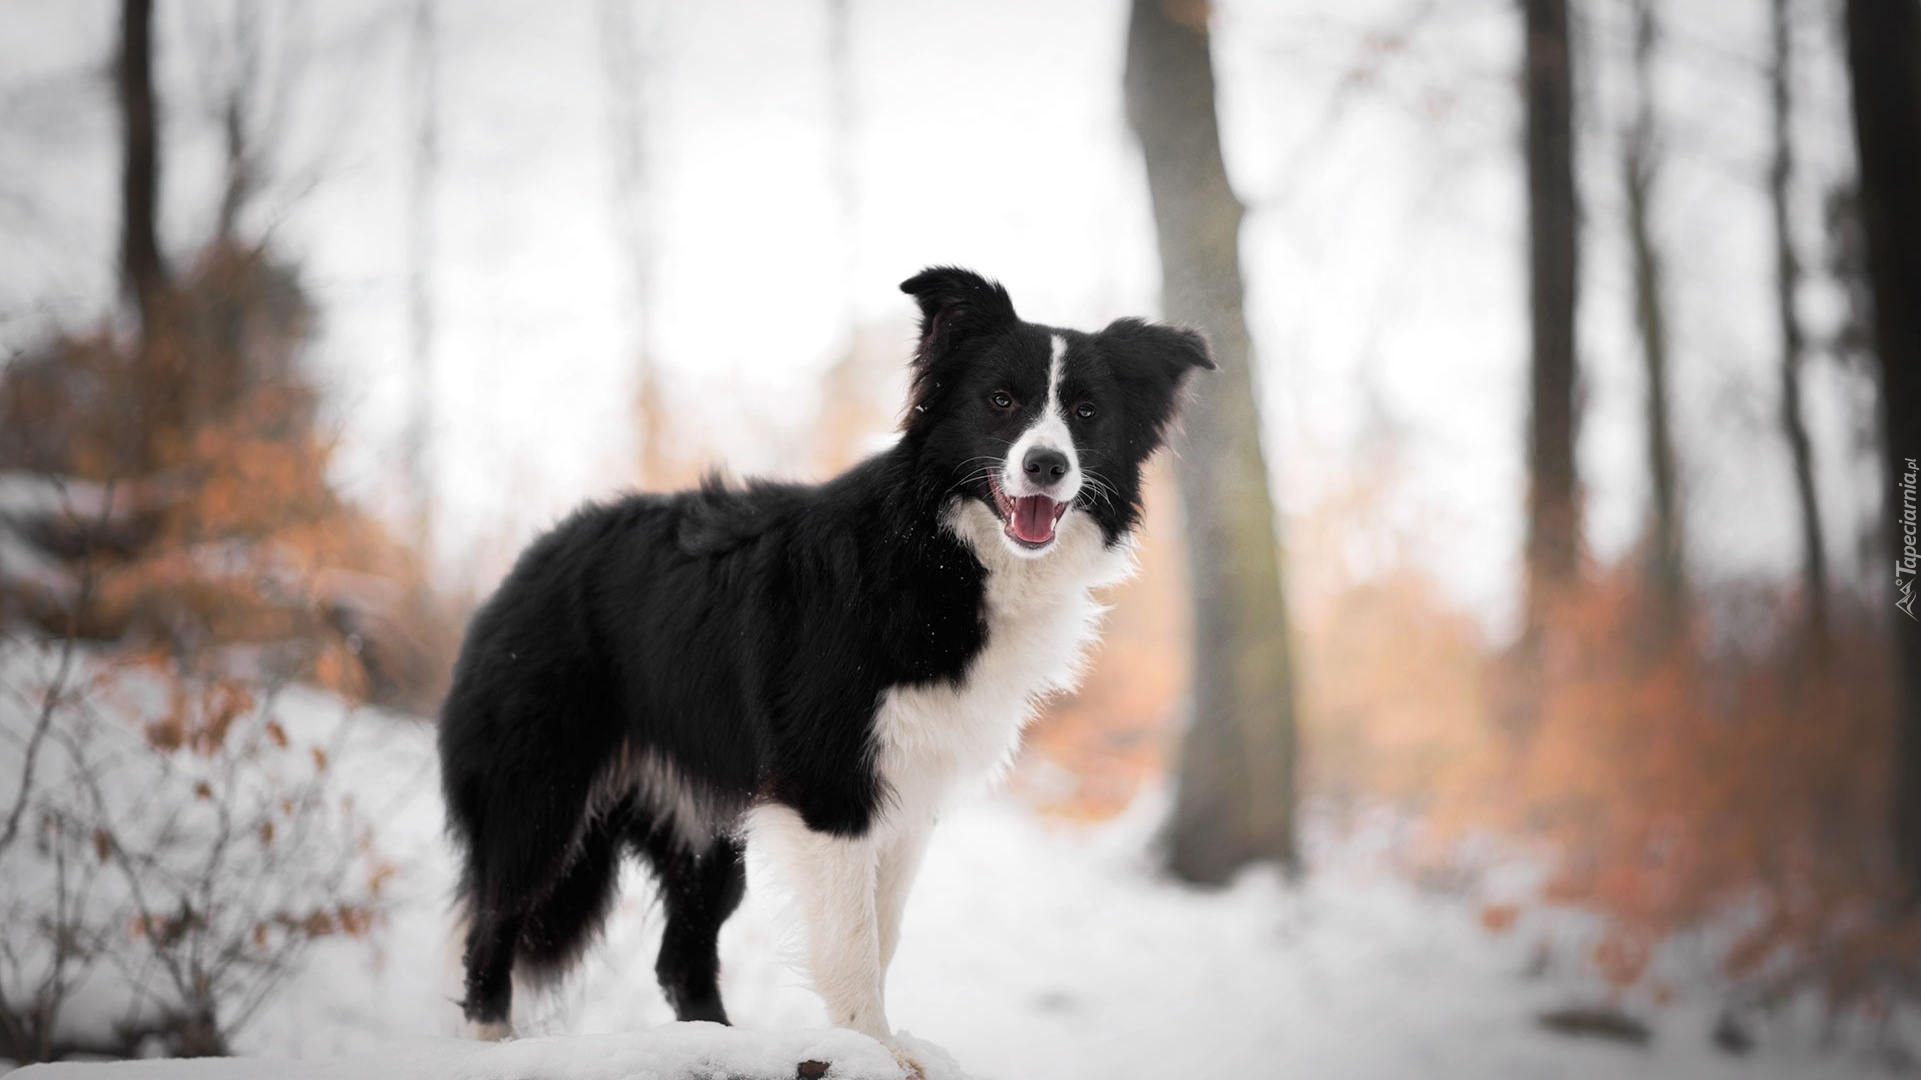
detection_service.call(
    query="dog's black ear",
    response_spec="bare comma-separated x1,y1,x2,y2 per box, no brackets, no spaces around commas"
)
1100,318,1215,376
1098,318,1215,454
900,266,1018,365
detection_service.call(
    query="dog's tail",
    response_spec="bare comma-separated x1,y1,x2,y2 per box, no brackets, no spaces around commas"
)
445,762,633,1013
508,796,636,982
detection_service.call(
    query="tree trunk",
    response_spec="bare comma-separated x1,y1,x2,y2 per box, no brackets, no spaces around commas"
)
599,0,664,486
117,0,174,476
1771,0,1828,646
826,0,858,333
1124,0,1300,884
118,0,165,330
1845,0,1921,899
405,0,438,553
1522,0,1582,623
1501,0,1583,737
214,3,262,243
1622,0,1684,628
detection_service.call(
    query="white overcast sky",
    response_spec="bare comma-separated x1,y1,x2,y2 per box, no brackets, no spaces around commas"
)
0,0,1881,639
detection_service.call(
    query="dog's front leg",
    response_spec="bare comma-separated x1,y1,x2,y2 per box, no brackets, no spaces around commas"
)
754,806,892,1042
876,817,934,980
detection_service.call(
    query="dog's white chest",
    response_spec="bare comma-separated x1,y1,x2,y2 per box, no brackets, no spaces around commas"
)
869,504,1131,826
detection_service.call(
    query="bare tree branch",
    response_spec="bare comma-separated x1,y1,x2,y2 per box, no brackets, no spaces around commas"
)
0,478,114,859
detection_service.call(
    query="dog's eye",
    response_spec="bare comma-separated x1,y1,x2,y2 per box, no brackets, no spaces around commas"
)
990,390,1015,410
1075,402,1097,420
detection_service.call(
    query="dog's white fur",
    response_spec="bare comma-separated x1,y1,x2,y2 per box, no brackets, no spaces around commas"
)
749,338,1132,1048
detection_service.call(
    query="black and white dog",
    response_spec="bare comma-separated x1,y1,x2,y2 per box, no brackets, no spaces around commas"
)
438,267,1210,1063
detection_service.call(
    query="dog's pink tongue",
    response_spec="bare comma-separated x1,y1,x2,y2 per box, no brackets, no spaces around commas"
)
1011,496,1060,544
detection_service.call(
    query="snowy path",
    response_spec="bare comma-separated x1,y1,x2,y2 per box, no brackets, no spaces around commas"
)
10,704,1900,1079
14,1028,932,1080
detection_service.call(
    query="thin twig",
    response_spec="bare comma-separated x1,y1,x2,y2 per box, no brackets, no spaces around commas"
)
0,477,114,858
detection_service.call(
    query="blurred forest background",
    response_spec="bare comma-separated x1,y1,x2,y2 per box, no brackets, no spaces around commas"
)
1,0,1919,1072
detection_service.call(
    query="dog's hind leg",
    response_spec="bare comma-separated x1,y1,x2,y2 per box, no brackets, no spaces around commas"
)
446,693,619,1033
632,819,746,1024
460,907,524,1036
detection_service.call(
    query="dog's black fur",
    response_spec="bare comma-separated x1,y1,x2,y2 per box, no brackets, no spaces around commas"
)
439,267,1210,1030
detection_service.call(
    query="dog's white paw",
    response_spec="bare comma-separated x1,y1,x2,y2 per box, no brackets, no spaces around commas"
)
888,1043,927,1080
463,1018,514,1042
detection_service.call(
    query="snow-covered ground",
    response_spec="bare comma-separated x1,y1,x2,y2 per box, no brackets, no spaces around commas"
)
6,686,1908,1080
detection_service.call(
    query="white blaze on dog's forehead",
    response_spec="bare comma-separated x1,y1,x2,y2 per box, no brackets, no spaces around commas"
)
1046,334,1067,412
999,332,1082,509
1026,336,1075,459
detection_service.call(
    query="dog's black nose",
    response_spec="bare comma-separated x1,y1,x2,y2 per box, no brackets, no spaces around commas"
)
1022,446,1069,484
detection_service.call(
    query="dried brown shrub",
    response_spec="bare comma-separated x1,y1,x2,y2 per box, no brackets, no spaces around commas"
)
0,239,458,710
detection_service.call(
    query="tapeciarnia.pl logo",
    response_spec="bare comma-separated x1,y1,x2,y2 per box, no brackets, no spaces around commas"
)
1901,457,1919,620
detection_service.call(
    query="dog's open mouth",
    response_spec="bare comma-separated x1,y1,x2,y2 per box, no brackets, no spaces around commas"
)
989,475,1068,549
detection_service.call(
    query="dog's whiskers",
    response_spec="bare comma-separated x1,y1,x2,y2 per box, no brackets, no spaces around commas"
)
1075,469,1122,510
945,455,1007,497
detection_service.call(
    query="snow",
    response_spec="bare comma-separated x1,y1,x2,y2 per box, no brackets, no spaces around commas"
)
0,471,103,594
8,1028,938,1080
0,473,115,521
2,675,1906,1079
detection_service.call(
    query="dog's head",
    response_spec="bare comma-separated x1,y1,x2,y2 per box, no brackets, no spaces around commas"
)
899,266,1214,559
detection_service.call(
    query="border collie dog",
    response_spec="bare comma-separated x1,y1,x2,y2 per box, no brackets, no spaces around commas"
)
438,267,1211,1061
